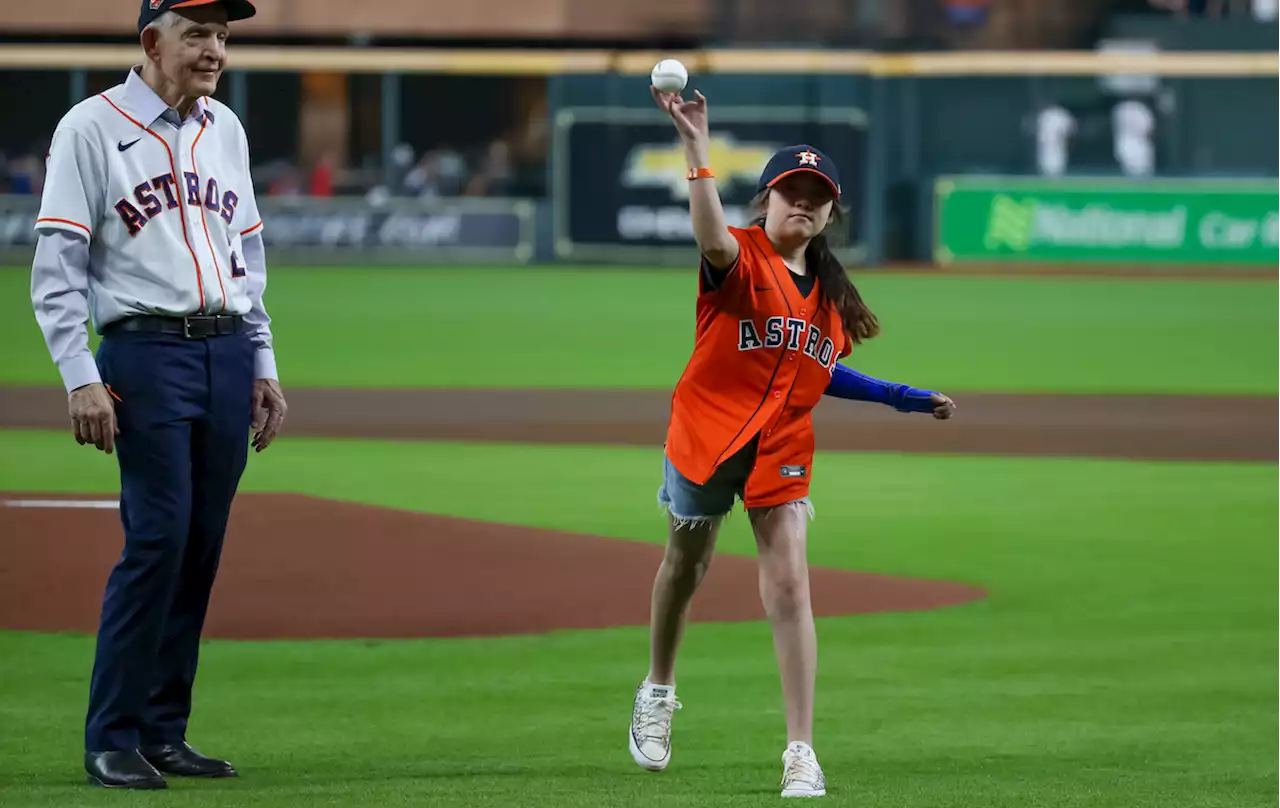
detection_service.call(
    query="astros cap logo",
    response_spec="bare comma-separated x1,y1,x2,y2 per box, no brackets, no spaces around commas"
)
149,0,162,8
796,150,820,167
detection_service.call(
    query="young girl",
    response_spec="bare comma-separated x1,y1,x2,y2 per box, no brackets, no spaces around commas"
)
628,85,956,798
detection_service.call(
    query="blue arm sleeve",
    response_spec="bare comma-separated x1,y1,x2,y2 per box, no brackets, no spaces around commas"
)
823,363,937,413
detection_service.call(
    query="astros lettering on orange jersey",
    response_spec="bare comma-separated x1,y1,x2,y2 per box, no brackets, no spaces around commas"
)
665,224,851,510
736,316,840,369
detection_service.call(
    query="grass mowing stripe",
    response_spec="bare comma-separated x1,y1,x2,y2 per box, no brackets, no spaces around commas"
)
1,267,1275,393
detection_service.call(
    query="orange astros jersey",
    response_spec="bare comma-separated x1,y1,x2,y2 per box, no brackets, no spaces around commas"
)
665,224,851,510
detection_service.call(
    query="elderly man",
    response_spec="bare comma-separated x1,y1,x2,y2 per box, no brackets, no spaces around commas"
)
29,0,286,789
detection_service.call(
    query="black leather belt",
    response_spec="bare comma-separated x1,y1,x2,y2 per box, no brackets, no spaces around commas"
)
106,314,244,339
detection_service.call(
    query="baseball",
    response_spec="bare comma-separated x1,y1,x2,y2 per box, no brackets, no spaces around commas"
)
651,58,689,93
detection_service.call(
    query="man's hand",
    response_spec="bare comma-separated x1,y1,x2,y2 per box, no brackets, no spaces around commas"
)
69,382,118,454
251,378,287,452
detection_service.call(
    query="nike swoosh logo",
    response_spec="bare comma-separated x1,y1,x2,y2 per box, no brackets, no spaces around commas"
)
118,138,141,152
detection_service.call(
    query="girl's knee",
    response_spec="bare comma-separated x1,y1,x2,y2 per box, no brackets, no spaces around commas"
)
663,540,714,582
762,570,809,620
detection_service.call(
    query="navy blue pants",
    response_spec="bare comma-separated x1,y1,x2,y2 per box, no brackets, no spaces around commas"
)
86,328,254,752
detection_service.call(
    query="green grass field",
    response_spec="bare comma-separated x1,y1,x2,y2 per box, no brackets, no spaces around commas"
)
0,433,1275,807
2,267,1276,393
0,265,1276,807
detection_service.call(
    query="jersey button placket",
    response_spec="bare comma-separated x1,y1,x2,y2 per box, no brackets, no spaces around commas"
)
793,309,806,362
177,124,206,313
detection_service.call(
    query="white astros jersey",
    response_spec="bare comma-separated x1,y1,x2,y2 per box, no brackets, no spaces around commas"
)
36,66,263,326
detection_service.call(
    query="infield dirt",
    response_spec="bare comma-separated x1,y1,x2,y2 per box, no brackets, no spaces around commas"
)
0,493,986,639
1,387,1273,462
0,385,1270,638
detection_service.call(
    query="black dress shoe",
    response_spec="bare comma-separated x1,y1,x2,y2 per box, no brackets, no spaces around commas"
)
140,742,237,778
85,750,167,789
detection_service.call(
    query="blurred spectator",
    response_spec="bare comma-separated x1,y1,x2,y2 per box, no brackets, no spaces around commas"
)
234,122,550,203
402,147,468,198
267,165,303,197
308,151,336,197
389,142,416,195
1035,104,1076,176
1148,0,1274,15
464,140,515,197
365,184,391,207
3,150,45,196
942,0,991,26
1112,99,1156,176
1148,0,1207,15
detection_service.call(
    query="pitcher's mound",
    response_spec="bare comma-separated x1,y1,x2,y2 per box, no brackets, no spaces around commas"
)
0,493,985,639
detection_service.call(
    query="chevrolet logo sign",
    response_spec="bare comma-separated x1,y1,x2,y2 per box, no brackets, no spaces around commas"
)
622,134,777,200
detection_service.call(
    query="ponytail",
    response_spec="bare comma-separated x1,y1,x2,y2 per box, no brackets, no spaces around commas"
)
751,195,880,345
806,225,880,344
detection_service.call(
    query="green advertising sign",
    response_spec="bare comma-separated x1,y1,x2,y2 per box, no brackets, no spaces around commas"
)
933,177,1279,265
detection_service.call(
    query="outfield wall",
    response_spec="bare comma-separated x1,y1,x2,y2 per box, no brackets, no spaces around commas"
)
4,173,1275,270
1,46,1275,267
545,53,1277,266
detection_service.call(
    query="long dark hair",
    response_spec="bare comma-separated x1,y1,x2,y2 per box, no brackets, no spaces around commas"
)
750,191,880,345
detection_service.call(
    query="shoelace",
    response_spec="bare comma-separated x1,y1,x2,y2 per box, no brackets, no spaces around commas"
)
633,694,682,744
781,752,824,788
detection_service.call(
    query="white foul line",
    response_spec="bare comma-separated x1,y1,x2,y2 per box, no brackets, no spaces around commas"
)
3,499,119,509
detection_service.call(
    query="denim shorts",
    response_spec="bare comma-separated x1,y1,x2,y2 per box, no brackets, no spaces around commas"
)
657,438,813,524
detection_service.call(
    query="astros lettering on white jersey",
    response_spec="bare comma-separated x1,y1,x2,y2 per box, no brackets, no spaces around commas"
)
37,65,264,324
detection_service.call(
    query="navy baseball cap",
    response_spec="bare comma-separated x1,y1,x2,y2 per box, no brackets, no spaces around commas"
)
757,144,841,200
139,0,256,32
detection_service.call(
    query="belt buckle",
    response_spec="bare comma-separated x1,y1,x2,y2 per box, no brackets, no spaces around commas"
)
182,316,208,339
181,314,234,338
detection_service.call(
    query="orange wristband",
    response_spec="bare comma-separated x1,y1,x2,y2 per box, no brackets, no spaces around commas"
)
686,167,714,180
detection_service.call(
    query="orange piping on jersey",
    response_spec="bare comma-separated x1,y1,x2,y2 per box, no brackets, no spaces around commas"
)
747,230,794,317
240,220,263,237
767,274,821,438
746,226,820,312
36,217,91,236
189,118,228,313
99,93,206,312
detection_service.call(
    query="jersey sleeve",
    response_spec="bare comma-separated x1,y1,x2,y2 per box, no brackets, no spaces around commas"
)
229,116,275,378
234,124,264,239
35,127,105,240
699,225,755,293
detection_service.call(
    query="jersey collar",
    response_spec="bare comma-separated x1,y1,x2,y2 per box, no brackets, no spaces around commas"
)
122,65,214,128
745,225,820,312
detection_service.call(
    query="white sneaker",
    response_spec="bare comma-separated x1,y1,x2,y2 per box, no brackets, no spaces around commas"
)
628,680,681,771
780,741,827,797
